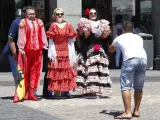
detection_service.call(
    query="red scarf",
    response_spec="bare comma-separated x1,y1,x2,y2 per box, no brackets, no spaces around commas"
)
24,18,43,51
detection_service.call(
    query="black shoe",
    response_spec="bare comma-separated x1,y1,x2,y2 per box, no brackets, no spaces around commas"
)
42,95,55,99
48,95,55,99
65,92,73,98
42,94,48,98
116,66,119,69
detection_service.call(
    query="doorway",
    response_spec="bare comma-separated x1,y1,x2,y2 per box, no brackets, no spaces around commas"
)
82,0,112,23
0,0,29,72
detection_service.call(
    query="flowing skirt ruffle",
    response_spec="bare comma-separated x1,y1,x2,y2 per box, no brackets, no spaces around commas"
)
47,56,77,92
76,47,112,96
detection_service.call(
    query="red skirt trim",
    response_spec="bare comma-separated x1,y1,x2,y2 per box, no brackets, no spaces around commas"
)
48,79,77,92
47,57,77,92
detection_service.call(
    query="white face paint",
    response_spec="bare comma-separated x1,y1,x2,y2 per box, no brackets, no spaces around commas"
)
89,9,97,21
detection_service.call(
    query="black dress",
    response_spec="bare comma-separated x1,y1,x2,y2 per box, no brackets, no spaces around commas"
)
76,26,112,96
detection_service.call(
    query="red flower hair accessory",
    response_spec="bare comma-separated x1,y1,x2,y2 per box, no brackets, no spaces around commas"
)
85,8,90,16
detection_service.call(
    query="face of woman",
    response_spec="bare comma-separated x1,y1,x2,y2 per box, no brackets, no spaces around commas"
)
89,9,97,20
55,10,64,23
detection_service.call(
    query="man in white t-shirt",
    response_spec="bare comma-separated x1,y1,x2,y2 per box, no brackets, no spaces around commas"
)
109,21,147,119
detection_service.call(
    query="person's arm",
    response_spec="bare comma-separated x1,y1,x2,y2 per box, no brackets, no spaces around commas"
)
112,25,117,39
76,35,81,49
8,38,17,60
42,25,48,48
109,45,116,53
38,19,48,48
109,37,118,53
8,19,19,60
17,19,26,50
75,29,81,49
68,23,77,39
17,27,26,49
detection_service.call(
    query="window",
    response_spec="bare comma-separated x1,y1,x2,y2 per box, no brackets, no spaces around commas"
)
32,0,45,19
15,0,25,17
140,0,152,33
112,0,135,24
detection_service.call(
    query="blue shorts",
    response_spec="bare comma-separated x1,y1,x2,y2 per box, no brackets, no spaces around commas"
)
8,55,18,78
120,58,147,91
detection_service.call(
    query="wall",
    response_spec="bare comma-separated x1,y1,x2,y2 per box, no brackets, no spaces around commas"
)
57,0,82,29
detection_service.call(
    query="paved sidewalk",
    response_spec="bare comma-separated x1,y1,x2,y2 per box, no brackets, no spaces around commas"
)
0,70,160,120
0,69,160,82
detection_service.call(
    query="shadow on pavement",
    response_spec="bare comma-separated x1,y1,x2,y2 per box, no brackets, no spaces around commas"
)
1,95,43,101
1,96,13,100
100,110,123,117
42,94,112,100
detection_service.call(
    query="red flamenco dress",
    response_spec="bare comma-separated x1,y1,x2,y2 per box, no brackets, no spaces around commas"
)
46,23,77,92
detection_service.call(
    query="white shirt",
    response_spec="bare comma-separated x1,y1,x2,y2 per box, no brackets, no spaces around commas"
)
27,19,39,49
112,33,147,61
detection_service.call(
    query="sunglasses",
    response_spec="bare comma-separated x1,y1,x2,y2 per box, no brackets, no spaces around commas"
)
56,13,64,16
27,13,36,16
90,12,97,15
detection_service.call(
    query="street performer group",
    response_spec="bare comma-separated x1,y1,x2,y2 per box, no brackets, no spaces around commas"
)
3,5,147,119
3,4,148,119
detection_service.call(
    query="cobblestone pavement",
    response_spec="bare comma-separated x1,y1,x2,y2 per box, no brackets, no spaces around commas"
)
0,70,160,120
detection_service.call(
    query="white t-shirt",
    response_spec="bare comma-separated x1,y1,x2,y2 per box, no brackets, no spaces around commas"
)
112,33,147,61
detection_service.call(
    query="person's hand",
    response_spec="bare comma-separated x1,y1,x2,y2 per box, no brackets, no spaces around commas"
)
83,28,90,38
84,32,90,38
102,32,109,39
43,46,48,50
19,49,25,55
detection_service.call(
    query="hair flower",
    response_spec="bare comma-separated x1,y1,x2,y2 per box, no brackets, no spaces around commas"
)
85,8,90,16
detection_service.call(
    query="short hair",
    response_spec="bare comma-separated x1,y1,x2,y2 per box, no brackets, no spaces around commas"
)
53,8,64,15
122,21,134,32
22,6,36,13
90,8,97,12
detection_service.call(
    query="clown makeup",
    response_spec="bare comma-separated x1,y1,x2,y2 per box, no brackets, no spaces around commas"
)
89,9,97,21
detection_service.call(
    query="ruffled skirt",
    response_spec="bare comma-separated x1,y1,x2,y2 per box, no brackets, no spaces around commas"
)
47,56,77,92
76,46,112,96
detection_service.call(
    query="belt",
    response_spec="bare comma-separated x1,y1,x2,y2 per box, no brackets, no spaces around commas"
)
127,57,139,61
